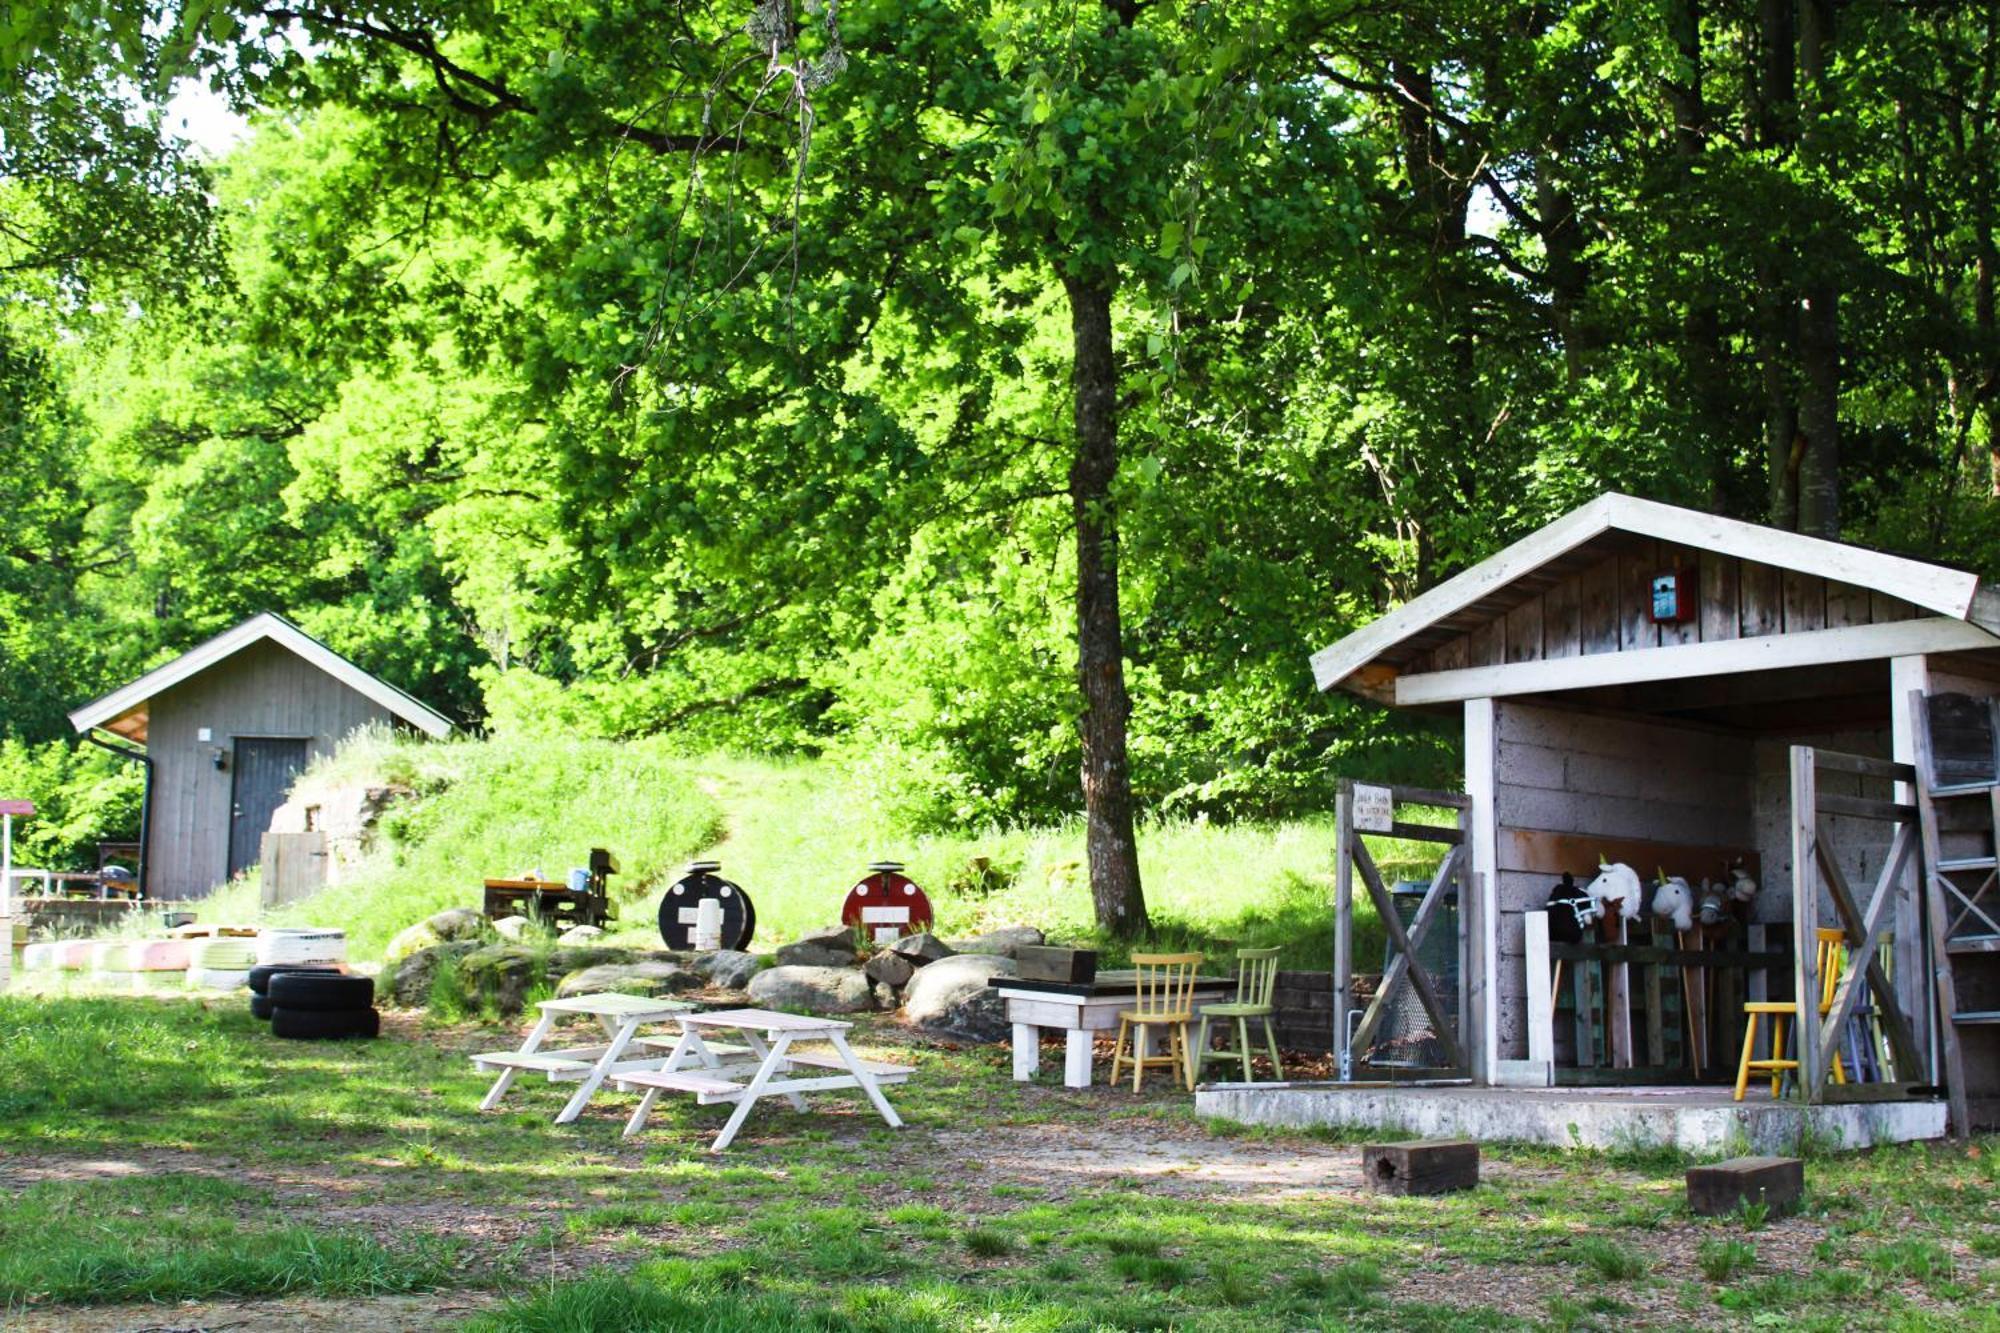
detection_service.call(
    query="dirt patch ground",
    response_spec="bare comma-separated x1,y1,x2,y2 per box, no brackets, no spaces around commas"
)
7,1293,499,1333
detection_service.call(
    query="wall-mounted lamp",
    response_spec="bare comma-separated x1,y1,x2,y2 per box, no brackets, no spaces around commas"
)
211,746,229,772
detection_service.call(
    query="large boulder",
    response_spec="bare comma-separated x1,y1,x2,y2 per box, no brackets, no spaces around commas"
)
693,949,762,990
748,965,873,1014
947,926,1044,960
775,927,861,970
455,943,637,1015
889,933,954,965
387,939,483,1008
427,907,493,942
491,915,535,941
384,921,441,964
863,951,915,989
557,924,605,946
903,953,1017,1042
556,959,702,999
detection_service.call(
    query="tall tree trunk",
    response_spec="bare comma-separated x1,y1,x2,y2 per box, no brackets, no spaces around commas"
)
1666,0,1729,495
1754,0,1801,528
1976,5,2000,496
1064,271,1148,938
1796,0,1840,536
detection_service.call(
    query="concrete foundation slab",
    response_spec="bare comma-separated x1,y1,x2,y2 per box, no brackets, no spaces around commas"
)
1195,1081,1947,1155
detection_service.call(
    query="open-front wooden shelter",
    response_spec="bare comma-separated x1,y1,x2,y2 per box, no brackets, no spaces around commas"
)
1203,493,1998,1147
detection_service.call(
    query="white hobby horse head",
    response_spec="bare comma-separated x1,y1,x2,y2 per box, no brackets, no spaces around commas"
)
1582,862,1644,921
1649,874,1695,933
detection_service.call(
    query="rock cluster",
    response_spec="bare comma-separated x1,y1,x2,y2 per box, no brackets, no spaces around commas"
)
382,904,1046,1042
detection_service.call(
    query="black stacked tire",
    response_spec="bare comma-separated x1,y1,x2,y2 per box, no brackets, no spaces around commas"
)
248,965,340,1022
271,1007,381,1039
249,963,340,995
267,972,379,1040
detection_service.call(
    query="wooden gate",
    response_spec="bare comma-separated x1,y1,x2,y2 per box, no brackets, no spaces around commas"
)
260,830,327,908
1333,779,1471,1080
1786,745,1928,1103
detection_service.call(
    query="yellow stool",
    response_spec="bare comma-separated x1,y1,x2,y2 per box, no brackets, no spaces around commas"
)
1735,928,1848,1101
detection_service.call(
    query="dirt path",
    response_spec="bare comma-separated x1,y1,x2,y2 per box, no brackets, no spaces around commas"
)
6,1293,498,1333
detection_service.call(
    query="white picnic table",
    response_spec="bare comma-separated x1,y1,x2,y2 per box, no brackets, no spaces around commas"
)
471,991,721,1124
613,1007,914,1152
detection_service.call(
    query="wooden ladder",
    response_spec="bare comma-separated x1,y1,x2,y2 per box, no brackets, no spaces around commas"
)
1907,691,2000,1142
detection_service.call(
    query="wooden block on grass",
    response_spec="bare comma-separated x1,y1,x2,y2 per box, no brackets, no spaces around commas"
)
1361,1139,1479,1196
1685,1156,1803,1218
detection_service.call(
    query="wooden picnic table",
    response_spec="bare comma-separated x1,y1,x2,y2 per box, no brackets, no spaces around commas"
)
613,1007,913,1152
471,992,721,1124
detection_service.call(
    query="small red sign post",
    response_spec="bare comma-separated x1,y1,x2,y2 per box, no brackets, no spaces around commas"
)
841,863,934,945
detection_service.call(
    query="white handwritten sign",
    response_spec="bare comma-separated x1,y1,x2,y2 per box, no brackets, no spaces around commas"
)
1352,783,1395,834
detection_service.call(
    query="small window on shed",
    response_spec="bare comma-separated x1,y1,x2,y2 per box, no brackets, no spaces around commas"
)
304,805,321,832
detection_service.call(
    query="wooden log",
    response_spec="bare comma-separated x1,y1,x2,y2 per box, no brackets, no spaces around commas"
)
1685,1156,1804,1218
1361,1139,1480,1196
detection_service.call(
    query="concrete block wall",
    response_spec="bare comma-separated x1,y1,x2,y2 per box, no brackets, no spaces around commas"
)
1751,727,1893,927
1491,701,1757,1060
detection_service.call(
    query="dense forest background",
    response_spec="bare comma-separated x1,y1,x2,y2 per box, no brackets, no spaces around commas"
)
4,1,1998,889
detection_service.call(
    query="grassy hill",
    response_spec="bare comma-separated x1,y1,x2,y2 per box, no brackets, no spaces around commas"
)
211,733,1427,967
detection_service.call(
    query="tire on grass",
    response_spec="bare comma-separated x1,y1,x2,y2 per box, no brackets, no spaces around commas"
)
267,972,375,1011
269,1006,380,1040
249,993,275,1021
248,964,340,996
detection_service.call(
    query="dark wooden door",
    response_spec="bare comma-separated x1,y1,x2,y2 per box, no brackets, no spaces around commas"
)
229,738,310,879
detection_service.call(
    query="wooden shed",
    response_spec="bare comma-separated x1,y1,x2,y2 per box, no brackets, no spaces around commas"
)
68,613,452,900
1200,493,1999,1148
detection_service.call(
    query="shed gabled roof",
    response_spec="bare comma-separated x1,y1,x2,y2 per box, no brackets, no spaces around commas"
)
1312,493,2000,696
69,613,454,742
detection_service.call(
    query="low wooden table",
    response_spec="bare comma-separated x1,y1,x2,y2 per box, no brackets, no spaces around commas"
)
471,992,714,1123
613,1008,913,1151
993,972,1235,1089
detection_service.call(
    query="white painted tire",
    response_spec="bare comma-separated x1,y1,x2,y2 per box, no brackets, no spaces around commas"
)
186,968,252,991
188,939,258,971
257,929,347,967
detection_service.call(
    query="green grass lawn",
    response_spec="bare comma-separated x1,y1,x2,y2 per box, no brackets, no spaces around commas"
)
196,735,1428,968
1,995,1995,1330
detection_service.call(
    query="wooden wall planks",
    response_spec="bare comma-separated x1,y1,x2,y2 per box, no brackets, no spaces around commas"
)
1413,549,1918,677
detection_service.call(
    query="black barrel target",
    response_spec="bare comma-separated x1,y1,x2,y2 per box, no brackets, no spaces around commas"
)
658,860,756,951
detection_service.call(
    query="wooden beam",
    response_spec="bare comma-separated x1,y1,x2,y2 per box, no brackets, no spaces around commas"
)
1334,782,1355,1077
1498,828,1759,881
1811,750,1915,782
1814,792,1918,823
1394,619,2000,706
1791,746,1824,1100
1811,818,1925,1090
1465,697,1499,1083
1525,910,1554,1066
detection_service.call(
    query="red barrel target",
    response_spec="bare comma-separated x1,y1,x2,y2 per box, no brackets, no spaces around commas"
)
841,862,933,944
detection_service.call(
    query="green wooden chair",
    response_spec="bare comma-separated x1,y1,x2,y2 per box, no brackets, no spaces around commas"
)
1195,947,1284,1082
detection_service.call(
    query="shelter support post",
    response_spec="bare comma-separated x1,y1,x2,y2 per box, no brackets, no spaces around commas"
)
1465,697,1498,1084
1333,781,1354,1078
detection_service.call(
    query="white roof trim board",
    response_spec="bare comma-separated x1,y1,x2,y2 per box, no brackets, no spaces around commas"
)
1311,492,1995,694
69,612,454,739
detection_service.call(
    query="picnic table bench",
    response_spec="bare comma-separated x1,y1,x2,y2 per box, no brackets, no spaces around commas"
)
614,1007,914,1152
471,991,746,1123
